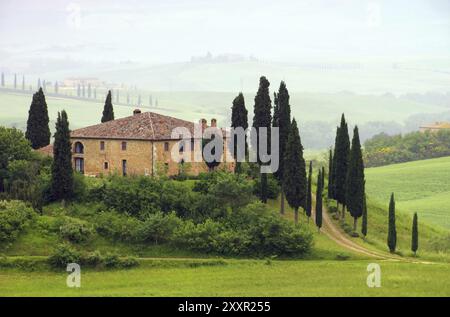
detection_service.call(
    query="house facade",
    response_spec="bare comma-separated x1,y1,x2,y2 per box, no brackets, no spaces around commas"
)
69,109,234,177
419,121,450,133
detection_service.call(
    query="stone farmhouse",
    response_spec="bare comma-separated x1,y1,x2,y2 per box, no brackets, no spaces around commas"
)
51,109,234,177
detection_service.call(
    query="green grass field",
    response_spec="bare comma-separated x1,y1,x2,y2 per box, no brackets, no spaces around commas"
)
1,259,449,296
365,156,450,230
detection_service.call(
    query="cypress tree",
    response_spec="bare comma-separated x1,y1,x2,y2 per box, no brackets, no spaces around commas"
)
51,110,74,201
305,161,312,221
272,81,291,214
328,148,334,199
101,90,115,123
321,166,325,189
252,76,272,203
346,126,365,231
231,92,248,173
14,74,17,89
25,88,51,149
334,114,350,218
361,193,368,238
387,193,397,253
283,118,307,224
411,212,418,256
315,169,323,232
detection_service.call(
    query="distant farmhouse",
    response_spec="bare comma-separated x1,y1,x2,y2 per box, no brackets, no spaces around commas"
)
419,121,450,133
63,77,103,87
39,110,234,177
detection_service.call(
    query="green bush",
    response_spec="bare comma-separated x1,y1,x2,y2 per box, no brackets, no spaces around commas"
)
160,181,196,218
58,217,94,243
253,174,280,200
48,243,81,268
0,200,35,244
94,211,141,242
136,211,182,244
100,176,162,218
172,219,221,253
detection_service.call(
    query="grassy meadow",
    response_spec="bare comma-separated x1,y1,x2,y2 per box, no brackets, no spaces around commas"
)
1,258,449,296
365,156,450,230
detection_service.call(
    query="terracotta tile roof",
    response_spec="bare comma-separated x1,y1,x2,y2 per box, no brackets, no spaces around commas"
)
35,144,54,157
71,111,195,140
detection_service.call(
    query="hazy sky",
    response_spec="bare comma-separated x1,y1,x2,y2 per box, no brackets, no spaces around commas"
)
1,0,449,64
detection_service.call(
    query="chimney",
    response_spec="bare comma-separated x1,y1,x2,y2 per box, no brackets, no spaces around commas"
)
199,118,207,131
133,109,141,115
211,118,217,127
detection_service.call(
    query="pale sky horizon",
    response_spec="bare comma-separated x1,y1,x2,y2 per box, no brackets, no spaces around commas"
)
1,0,450,65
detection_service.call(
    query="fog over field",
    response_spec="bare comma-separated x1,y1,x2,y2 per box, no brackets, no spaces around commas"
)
1,0,450,148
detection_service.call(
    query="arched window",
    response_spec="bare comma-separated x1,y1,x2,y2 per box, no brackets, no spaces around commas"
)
74,142,84,154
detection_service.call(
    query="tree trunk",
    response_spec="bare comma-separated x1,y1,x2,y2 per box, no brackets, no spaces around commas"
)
294,207,299,225
353,217,357,232
280,189,285,215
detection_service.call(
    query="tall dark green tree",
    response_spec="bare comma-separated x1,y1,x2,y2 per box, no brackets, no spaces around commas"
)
321,166,325,190
411,212,418,256
51,111,74,201
328,148,334,199
283,118,307,224
387,193,397,253
272,81,291,214
315,169,323,232
231,92,248,173
333,114,350,218
346,126,365,231
101,90,115,123
361,193,368,238
252,76,272,203
305,161,312,221
25,88,50,149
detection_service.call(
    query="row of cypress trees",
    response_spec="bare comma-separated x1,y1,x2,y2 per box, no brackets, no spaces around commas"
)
328,114,365,231
387,193,419,255
231,77,327,229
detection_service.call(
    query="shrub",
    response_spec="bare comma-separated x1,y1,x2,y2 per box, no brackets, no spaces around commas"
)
136,211,182,244
48,243,81,268
101,176,162,218
94,211,141,242
172,219,221,253
83,250,103,266
253,174,280,200
160,181,196,218
0,200,35,244
103,253,121,268
58,217,94,243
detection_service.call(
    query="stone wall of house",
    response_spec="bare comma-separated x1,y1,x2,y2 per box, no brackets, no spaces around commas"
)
71,138,234,177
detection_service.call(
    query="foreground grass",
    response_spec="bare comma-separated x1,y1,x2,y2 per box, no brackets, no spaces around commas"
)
365,156,450,230
1,259,449,296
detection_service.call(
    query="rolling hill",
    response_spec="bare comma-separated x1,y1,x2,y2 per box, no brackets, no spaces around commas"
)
365,156,450,230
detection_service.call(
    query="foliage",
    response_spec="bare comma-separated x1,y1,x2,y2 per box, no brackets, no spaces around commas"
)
48,243,81,268
94,211,141,242
346,126,365,230
101,90,114,123
387,193,397,253
315,170,323,230
58,217,94,243
253,173,280,200
364,130,450,167
411,212,418,255
305,161,312,219
25,88,50,149
136,211,182,244
51,110,74,201
332,114,350,206
230,92,248,172
283,119,307,222
0,126,32,192
0,200,35,244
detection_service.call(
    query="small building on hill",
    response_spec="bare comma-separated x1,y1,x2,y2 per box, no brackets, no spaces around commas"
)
419,122,450,133
68,109,234,177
